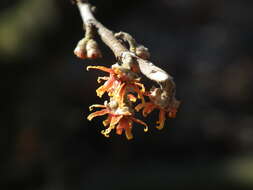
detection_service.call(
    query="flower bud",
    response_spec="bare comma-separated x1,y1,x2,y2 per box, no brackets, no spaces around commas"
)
135,45,150,60
74,38,87,59
86,39,102,59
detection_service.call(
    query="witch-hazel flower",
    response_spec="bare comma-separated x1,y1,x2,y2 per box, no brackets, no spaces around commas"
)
87,99,148,140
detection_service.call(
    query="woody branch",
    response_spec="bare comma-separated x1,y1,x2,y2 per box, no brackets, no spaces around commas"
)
75,0,177,109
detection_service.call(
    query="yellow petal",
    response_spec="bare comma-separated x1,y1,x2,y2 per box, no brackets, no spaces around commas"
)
134,82,145,93
101,130,110,138
102,116,111,126
101,125,115,138
129,85,145,105
127,94,137,102
97,76,109,83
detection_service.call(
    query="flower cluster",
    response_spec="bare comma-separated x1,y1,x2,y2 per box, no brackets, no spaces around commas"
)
86,63,180,140
73,0,180,140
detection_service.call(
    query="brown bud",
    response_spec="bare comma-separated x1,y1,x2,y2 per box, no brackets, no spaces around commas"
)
86,39,102,59
74,38,87,59
135,45,150,60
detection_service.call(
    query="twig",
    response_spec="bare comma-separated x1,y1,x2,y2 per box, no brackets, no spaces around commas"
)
73,0,180,139
75,0,177,107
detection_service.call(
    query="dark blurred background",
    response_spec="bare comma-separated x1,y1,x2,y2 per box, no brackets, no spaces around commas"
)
1,0,253,190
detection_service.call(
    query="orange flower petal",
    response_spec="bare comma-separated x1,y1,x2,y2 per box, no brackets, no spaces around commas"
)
125,126,133,140
102,115,112,126
96,77,115,97
118,84,127,104
86,66,113,73
135,103,145,112
110,115,123,127
131,117,148,132
87,109,109,121
168,110,177,118
133,82,145,93
101,115,122,138
116,128,123,135
101,127,114,138
127,94,137,102
97,76,109,83
108,80,121,96
129,84,145,105
143,102,156,117
156,109,166,130
116,117,133,140
89,104,106,111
